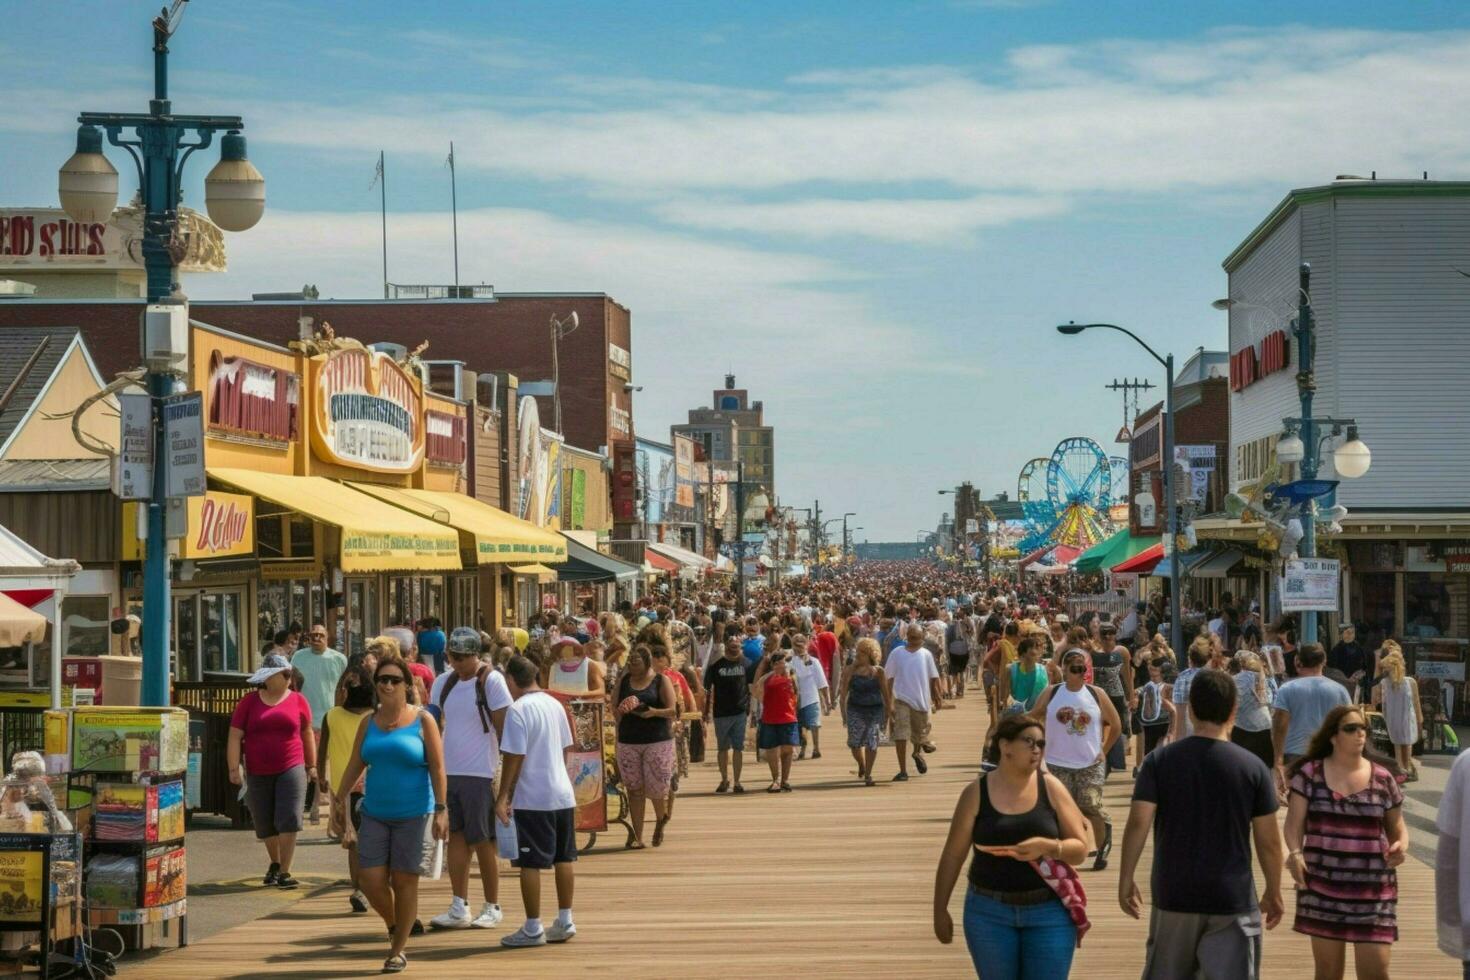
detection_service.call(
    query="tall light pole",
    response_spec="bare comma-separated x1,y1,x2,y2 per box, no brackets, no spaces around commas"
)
841,512,856,558
61,0,266,705
1058,322,1180,659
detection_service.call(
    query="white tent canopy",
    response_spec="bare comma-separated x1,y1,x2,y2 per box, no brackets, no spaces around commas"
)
0,522,79,707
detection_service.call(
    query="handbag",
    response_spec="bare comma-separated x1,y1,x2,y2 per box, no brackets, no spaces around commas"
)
1030,856,1090,945
688,718,706,764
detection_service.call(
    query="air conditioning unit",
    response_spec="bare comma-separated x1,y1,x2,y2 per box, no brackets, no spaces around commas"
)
141,304,189,370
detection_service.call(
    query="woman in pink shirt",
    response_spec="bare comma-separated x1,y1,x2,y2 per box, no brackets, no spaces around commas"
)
228,653,316,890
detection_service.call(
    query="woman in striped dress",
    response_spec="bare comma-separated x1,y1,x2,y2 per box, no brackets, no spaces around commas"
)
1285,705,1409,980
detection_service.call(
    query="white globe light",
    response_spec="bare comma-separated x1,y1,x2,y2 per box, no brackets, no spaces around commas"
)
205,132,266,232
1275,432,1305,465
1334,437,1372,479
58,126,118,224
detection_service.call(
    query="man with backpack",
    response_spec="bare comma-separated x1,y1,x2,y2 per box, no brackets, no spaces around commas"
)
429,627,513,930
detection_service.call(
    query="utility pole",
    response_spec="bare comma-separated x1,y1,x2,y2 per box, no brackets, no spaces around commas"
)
812,499,822,563
735,461,747,613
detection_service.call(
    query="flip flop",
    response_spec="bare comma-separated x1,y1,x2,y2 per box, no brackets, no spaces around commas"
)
383,953,407,973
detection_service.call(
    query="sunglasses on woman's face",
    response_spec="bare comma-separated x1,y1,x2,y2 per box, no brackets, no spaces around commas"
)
376,675,406,687
1338,723,1366,734
1016,735,1046,751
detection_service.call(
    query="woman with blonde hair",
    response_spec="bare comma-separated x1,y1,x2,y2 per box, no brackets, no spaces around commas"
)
368,635,428,705
839,637,891,786
1372,642,1422,781
1229,651,1277,770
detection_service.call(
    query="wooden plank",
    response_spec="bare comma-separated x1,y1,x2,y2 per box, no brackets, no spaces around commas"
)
119,694,1453,978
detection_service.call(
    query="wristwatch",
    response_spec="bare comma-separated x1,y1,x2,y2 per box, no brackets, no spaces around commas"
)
434,803,447,813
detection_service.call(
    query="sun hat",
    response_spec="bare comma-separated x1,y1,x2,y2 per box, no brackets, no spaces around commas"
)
248,653,293,685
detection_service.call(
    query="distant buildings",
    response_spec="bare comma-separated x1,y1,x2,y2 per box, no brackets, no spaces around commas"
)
673,374,775,497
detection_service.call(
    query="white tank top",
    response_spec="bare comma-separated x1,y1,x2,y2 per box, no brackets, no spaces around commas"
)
1044,683,1104,769
549,657,590,694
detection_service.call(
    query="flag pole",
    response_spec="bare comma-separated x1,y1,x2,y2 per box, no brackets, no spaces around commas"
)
379,150,388,299
449,142,460,293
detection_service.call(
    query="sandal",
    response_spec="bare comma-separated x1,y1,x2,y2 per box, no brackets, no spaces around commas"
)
652,816,668,847
780,782,793,792
766,782,781,794
733,784,745,794
383,953,407,973
627,839,646,850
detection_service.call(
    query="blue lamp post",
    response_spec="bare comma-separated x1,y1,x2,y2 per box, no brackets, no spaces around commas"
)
1058,322,1181,660
58,1,266,705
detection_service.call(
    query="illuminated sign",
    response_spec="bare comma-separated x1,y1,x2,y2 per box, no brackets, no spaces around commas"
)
1230,330,1290,391
310,348,424,473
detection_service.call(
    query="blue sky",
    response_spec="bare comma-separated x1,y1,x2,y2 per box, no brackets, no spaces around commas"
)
6,1,1470,541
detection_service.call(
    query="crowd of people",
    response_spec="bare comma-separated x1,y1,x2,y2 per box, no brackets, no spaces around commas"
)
221,562,1435,978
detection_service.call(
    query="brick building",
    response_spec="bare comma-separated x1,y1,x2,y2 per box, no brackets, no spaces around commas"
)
0,292,634,456
1129,350,1230,537
677,374,775,496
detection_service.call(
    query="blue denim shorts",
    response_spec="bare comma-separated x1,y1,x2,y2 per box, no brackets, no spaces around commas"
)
797,701,821,730
758,721,800,750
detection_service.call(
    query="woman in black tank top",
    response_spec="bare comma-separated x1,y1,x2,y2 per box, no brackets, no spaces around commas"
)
932,716,1089,978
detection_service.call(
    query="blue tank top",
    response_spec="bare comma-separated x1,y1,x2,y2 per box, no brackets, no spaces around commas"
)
361,713,434,820
847,672,885,708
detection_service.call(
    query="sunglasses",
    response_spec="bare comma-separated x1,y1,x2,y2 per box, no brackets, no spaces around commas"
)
1338,723,1366,734
1016,736,1046,751
310,633,328,639
375,675,406,687
1066,665,1087,674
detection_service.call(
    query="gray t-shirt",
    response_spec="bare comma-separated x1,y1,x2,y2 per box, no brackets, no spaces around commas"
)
1273,675,1352,756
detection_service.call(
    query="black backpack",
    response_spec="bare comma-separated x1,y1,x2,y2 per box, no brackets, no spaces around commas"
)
438,665,495,734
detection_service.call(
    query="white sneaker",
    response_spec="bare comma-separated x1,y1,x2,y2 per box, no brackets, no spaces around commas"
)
470,904,503,928
545,920,576,943
500,925,547,948
430,905,472,930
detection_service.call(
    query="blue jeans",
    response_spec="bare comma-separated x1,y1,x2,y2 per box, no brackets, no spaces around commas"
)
962,887,1076,980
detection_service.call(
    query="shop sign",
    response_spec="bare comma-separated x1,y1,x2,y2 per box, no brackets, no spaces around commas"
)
425,409,467,467
673,435,696,509
339,530,459,567
259,558,322,581
1439,544,1470,570
1416,660,1466,682
608,343,632,382
1279,557,1340,612
122,491,255,560
0,207,225,273
1230,329,1290,392
311,347,424,473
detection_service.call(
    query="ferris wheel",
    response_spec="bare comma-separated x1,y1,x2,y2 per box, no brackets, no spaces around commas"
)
1016,437,1117,552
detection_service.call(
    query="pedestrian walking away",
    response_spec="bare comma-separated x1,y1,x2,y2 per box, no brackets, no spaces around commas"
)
884,623,943,780
1118,668,1285,980
319,663,375,913
496,655,580,949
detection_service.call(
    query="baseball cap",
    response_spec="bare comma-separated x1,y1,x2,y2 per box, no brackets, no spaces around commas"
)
447,627,482,657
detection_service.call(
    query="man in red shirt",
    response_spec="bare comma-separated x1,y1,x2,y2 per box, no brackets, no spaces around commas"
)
810,616,840,700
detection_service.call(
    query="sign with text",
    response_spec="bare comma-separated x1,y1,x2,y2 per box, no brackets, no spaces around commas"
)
122,491,255,560
311,347,425,473
114,392,152,501
0,207,225,273
1280,557,1341,612
163,392,206,498
673,434,696,509
1230,329,1290,391
1416,660,1465,682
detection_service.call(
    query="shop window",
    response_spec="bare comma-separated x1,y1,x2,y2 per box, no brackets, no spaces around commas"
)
257,583,290,652
1406,572,1462,640
257,515,285,559
289,517,315,557
1355,574,1396,653
200,593,241,674
61,596,111,656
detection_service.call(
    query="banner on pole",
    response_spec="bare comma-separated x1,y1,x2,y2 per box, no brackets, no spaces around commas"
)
1280,557,1340,612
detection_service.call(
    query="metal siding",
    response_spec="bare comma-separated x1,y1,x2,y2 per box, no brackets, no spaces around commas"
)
1330,196,1470,507
0,490,118,563
1227,210,1303,488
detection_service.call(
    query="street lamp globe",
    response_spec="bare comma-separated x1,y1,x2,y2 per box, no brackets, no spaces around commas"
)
1333,428,1372,479
204,131,266,232
1275,431,1305,465
58,125,118,224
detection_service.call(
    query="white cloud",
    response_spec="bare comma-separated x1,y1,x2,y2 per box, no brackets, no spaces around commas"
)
653,193,1069,244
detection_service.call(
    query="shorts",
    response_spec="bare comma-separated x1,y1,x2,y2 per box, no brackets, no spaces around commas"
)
245,765,307,839
846,704,884,750
891,701,931,745
358,811,435,875
1047,759,1109,821
615,739,675,798
1143,906,1262,980
446,775,495,846
712,713,747,752
511,807,577,870
1143,723,1169,756
1109,694,1130,736
982,669,997,691
349,792,364,832
758,721,800,750
947,653,970,676
797,701,821,730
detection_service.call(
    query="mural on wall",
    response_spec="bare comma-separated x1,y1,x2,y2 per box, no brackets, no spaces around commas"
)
516,396,564,530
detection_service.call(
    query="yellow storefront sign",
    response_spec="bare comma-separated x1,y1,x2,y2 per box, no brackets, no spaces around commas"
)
121,491,255,561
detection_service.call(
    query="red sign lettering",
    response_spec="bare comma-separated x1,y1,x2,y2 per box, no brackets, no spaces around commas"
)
1230,329,1290,391
194,497,249,555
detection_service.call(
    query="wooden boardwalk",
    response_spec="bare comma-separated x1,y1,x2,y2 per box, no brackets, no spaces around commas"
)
122,694,1453,979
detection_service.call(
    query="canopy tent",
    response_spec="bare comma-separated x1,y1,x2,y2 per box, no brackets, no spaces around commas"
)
1025,562,1073,576
0,522,78,707
1148,550,1209,579
1191,548,1248,579
1111,542,1164,575
349,483,566,564
647,541,713,570
1072,531,1160,575
0,592,46,647
209,468,460,572
557,536,641,583
509,563,557,584
644,549,680,574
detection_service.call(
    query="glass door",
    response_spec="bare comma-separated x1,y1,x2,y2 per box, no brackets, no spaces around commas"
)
174,589,245,680
173,592,200,682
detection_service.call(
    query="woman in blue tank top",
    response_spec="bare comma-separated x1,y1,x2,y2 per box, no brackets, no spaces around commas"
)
337,650,448,974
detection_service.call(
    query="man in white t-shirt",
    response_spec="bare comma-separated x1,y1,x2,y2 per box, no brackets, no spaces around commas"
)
428,628,513,930
496,655,578,949
788,634,831,761
883,624,942,781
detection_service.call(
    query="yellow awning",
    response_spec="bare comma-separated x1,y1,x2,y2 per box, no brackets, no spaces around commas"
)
0,592,46,647
509,563,557,583
208,468,460,573
349,485,568,565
